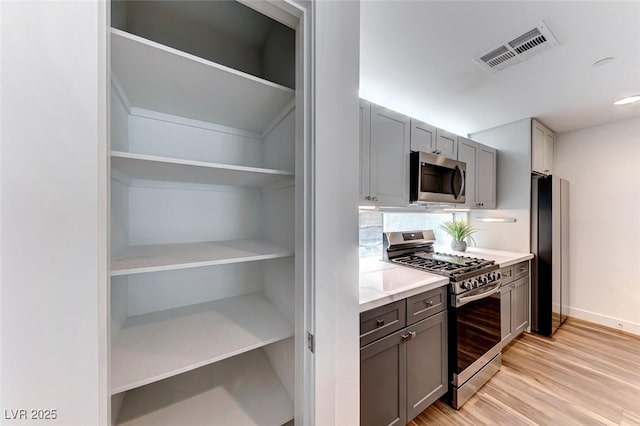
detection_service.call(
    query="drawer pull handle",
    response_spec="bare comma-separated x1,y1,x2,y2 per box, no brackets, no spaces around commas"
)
401,331,416,342
425,300,434,307
376,319,385,327
519,267,527,272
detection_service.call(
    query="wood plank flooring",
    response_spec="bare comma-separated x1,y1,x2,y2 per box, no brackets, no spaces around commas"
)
410,318,640,426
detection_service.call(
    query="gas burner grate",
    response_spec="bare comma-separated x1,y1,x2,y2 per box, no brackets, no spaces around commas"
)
391,254,497,278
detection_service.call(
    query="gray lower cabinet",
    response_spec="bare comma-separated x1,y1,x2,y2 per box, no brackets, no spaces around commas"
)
360,288,448,426
406,311,448,421
361,328,407,426
500,261,530,347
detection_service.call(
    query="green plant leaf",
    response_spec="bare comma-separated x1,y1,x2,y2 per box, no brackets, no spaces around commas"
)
439,220,477,245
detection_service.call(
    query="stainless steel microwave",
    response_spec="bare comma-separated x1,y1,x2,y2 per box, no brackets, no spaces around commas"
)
410,151,466,204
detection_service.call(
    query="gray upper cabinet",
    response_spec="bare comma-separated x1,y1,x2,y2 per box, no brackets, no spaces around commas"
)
457,138,478,208
435,128,458,159
457,137,496,209
410,119,436,153
477,145,497,209
359,99,372,204
369,104,411,206
532,119,555,175
410,119,458,160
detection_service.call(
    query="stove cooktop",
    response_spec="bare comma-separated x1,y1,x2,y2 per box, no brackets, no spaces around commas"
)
390,251,498,281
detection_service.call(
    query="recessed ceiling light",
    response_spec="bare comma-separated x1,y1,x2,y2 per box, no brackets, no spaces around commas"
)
592,57,614,67
614,95,640,106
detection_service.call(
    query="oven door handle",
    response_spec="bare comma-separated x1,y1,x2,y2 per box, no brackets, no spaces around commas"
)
455,282,501,307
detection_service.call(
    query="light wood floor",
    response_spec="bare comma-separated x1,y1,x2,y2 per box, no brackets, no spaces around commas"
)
410,318,640,426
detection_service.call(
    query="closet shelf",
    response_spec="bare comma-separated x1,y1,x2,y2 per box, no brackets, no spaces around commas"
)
115,349,293,426
111,28,295,133
111,239,293,276
111,292,293,394
111,151,293,188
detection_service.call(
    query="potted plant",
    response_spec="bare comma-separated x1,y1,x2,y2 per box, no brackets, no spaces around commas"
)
440,220,477,252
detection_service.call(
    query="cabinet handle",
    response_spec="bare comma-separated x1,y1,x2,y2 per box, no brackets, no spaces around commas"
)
401,331,416,342
376,319,385,327
364,195,371,201
425,300,434,307
519,266,527,272
372,196,378,202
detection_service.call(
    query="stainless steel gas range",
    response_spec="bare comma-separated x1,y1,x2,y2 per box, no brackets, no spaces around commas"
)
384,229,503,409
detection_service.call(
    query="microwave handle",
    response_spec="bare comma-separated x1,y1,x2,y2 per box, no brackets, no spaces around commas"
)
458,169,465,200
451,165,465,200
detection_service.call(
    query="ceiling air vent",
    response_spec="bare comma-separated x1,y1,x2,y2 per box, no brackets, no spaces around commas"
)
474,20,560,73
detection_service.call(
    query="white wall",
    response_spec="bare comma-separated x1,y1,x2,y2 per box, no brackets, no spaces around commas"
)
555,117,640,334
313,1,361,425
1,2,107,424
469,118,531,253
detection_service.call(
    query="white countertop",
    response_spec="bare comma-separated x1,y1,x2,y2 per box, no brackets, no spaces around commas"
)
359,247,533,312
433,245,533,268
359,257,449,312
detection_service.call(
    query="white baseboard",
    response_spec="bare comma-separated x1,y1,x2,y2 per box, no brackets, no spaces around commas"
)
568,306,640,336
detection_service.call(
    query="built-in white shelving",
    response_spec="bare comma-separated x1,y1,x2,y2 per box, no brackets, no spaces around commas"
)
111,28,295,133
115,349,294,426
109,3,299,423
111,292,293,394
111,239,293,276
111,151,293,187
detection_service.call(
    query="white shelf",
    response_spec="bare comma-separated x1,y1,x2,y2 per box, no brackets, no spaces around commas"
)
111,151,293,188
111,28,295,133
111,239,292,276
111,292,293,394
115,349,293,426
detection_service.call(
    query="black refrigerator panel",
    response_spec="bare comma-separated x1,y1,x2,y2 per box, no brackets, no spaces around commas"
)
531,175,568,336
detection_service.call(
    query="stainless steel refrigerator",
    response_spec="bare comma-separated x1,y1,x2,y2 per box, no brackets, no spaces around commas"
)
531,175,569,336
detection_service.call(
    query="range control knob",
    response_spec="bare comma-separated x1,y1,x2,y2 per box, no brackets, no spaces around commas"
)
472,279,479,288
480,276,488,284
497,271,502,279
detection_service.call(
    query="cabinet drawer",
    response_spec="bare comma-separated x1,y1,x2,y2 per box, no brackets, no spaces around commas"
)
500,265,514,284
406,286,447,325
360,300,406,347
513,261,530,281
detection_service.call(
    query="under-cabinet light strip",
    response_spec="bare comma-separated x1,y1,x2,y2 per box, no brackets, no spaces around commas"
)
475,217,517,223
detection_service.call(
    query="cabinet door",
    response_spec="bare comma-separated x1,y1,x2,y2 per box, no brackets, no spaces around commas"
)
476,146,497,209
435,128,458,159
406,311,448,422
531,120,545,174
543,130,554,175
457,138,477,208
370,105,410,206
500,284,513,346
361,328,407,426
410,119,436,153
511,277,529,335
360,100,372,203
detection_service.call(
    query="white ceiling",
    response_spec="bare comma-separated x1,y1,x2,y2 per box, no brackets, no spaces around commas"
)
360,1,640,135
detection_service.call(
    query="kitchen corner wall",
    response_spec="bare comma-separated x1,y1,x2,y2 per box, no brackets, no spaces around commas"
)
555,117,640,335
469,118,531,253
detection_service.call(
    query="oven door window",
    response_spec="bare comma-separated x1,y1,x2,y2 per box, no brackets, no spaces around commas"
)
455,292,501,374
